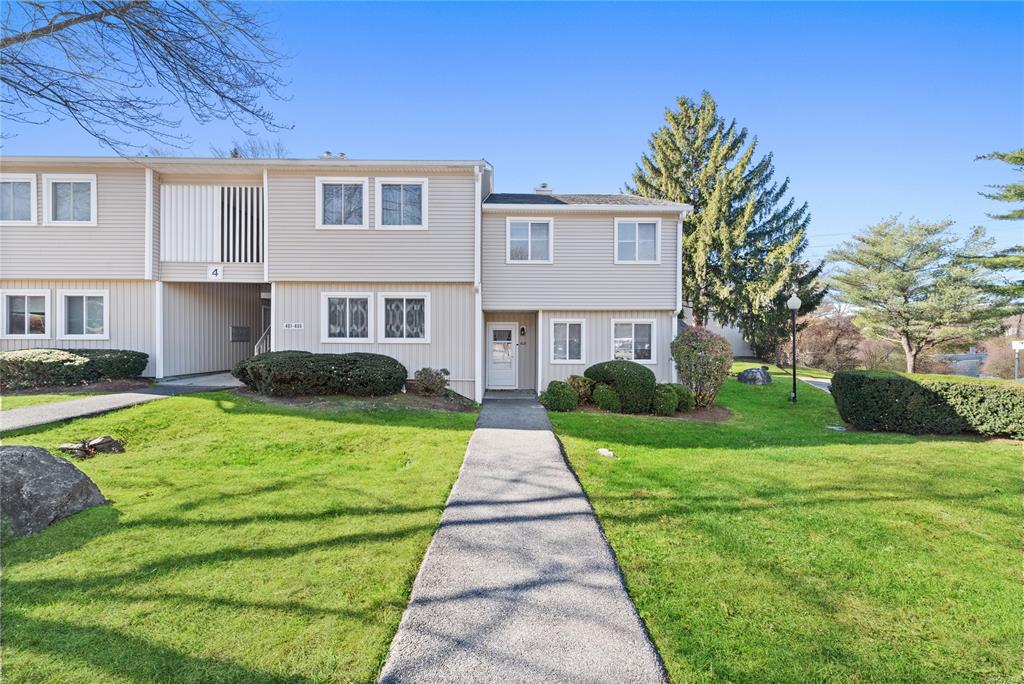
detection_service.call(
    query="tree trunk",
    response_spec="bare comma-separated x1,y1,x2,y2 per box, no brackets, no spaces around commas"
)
900,335,917,373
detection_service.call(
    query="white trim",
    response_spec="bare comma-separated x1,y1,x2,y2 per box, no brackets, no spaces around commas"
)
485,321,519,390
320,291,374,343
154,282,164,378
377,291,431,343
42,173,97,226
315,176,369,230
536,309,543,391
483,203,689,213
374,177,428,230
269,282,277,351
473,166,484,403
56,289,110,340
0,289,51,339
0,173,38,225
505,217,554,264
549,318,586,364
614,217,662,264
263,168,270,282
674,218,683,383
610,318,657,365
144,168,154,279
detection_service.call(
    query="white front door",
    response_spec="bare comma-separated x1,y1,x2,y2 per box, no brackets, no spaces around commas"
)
486,323,518,389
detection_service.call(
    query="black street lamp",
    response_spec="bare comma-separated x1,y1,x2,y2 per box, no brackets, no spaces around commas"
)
786,292,802,403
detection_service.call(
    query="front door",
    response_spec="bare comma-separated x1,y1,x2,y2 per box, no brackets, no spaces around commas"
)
486,323,518,389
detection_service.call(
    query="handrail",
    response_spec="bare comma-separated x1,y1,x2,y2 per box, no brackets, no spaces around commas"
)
254,326,271,356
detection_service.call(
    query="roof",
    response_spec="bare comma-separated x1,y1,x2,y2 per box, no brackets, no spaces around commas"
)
0,156,491,175
483,192,689,214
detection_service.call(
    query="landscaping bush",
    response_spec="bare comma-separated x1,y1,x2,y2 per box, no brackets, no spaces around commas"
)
232,351,407,397
671,328,732,408
831,370,1024,439
592,383,622,412
69,349,148,379
413,367,450,395
653,384,679,416
0,349,98,389
584,360,656,414
567,374,595,404
665,383,696,412
337,353,408,396
539,380,579,412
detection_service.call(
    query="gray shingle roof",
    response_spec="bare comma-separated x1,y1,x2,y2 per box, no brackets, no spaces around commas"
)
484,193,680,206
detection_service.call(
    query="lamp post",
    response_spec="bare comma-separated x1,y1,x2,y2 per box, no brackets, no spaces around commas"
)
786,292,802,403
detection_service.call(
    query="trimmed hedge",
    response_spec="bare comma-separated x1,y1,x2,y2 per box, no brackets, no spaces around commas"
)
69,349,149,379
567,374,595,404
831,370,1024,439
665,383,696,412
584,360,656,414
0,348,150,389
539,380,579,412
233,351,407,397
592,383,622,412
671,328,732,408
653,384,679,416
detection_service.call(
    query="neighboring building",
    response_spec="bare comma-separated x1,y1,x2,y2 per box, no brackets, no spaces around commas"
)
0,157,705,401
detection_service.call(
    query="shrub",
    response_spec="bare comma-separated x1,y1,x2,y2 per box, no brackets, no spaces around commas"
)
671,328,732,408
567,374,595,404
414,367,450,395
232,351,407,397
69,349,148,379
653,384,679,416
831,370,1024,439
592,383,622,412
0,349,98,389
336,353,408,396
539,380,579,412
665,383,695,412
584,360,656,414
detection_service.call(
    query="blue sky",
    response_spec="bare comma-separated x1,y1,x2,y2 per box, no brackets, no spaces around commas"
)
3,2,1022,259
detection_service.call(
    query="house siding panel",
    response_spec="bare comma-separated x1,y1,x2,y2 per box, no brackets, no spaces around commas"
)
162,282,263,376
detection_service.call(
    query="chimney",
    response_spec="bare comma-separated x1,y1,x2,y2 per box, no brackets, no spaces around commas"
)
534,182,553,195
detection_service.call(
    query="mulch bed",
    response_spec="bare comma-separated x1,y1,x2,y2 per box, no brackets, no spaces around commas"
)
576,404,733,422
3,378,153,397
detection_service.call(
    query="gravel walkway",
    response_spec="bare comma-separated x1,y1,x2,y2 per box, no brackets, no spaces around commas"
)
379,396,666,683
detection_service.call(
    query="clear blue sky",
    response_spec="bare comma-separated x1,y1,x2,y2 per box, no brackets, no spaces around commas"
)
3,2,1022,258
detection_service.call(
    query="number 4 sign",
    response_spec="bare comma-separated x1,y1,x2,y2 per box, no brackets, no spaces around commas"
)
207,265,224,280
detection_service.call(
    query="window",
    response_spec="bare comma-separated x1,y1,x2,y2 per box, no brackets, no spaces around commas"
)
59,289,108,339
316,177,367,229
0,173,36,224
615,218,660,263
551,319,585,363
612,319,656,364
2,290,50,338
506,218,553,263
43,174,96,225
320,292,372,342
376,178,427,229
379,293,430,342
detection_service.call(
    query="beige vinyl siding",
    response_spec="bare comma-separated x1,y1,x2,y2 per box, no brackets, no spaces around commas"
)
162,282,263,376
539,309,677,386
159,262,265,282
483,311,536,390
0,166,147,279
151,172,161,279
481,212,679,310
0,279,157,375
273,281,477,399
267,170,476,282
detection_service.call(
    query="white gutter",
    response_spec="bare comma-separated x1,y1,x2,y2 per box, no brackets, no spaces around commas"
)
473,165,484,403
153,282,164,378
483,203,690,213
262,168,270,283
269,282,277,352
536,309,543,392
673,216,683,383
144,168,154,280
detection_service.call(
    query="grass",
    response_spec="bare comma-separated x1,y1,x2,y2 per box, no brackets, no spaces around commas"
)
2,392,477,683
551,364,1021,683
1,391,106,411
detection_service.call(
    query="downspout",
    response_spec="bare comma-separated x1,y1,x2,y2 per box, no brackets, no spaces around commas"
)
270,282,277,352
144,167,154,280
536,309,543,392
474,165,484,403
673,213,684,383
262,168,270,283
153,281,164,378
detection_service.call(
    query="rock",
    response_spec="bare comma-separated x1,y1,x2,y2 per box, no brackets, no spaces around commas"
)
737,368,773,385
597,448,616,459
57,445,92,459
0,445,108,538
86,436,125,453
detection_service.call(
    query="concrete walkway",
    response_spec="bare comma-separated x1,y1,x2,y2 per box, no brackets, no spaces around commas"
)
379,396,666,683
1,373,241,433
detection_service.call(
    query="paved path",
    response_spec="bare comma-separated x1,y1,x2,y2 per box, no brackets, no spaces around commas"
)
799,377,832,393
1,373,241,433
379,396,666,683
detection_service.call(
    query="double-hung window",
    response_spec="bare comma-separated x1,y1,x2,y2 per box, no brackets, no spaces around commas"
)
2,290,50,338
615,218,660,263
506,218,553,263
321,292,372,342
44,174,96,225
612,319,655,364
376,178,427,229
316,177,367,229
551,319,585,364
0,174,37,224
379,293,430,342
59,290,108,339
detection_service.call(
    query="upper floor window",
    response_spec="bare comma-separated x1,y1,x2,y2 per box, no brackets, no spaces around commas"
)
2,290,50,339
506,218,553,263
0,174,36,224
376,178,427,230
43,174,96,225
612,319,655,364
551,318,585,364
321,292,372,342
316,177,367,229
59,289,108,339
615,218,660,264
379,293,430,342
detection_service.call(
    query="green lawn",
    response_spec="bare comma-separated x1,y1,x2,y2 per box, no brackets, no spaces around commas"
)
1,391,107,411
2,392,477,683
551,367,1020,683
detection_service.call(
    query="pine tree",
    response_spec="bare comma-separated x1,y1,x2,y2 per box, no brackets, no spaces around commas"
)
739,260,827,361
961,149,1024,300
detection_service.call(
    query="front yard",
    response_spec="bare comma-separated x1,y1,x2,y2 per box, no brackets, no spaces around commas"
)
552,367,1021,682
2,393,476,683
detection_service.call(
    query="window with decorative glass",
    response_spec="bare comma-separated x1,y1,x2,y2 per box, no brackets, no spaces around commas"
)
324,295,370,341
382,295,428,341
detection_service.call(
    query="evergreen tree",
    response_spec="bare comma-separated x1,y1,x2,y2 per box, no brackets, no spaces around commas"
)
739,260,827,360
961,149,1024,300
977,148,1024,221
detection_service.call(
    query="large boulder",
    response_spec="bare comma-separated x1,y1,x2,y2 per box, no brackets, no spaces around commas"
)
737,367,773,385
0,445,108,538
